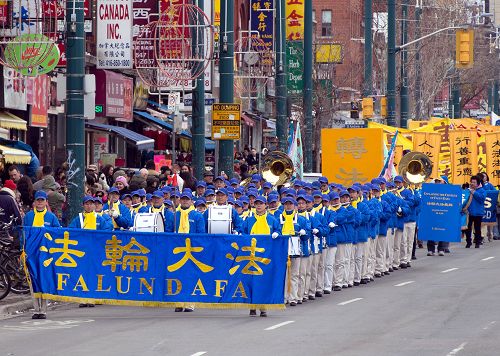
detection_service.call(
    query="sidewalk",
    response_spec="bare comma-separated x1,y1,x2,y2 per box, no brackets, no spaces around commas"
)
0,294,33,317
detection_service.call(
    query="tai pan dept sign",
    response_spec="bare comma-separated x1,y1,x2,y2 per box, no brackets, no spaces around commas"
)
211,103,241,140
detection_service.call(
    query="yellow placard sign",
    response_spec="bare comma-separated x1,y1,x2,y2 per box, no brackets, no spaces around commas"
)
449,130,478,185
412,132,441,179
211,103,241,140
484,132,500,187
321,128,384,186
315,44,343,63
285,0,304,41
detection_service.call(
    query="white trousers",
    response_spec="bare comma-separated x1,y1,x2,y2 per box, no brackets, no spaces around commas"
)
324,246,337,291
287,257,301,303
393,229,403,268
402,222,416,263
375,235,387,275
355,242,366,283
298,256,309,300
364,237,377,279
334,244,348,287
308,253,321,296
316,248,328,292
385,228,395,272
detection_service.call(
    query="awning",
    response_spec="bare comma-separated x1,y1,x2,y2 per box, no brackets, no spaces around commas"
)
0,112,27,131
241,113,256,127
134,110,192,138
264,119,276,130
0,144,31,164
85,122,155,150
205,138,215,150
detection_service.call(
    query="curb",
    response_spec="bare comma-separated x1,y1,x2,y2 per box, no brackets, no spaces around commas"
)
0,299,33,316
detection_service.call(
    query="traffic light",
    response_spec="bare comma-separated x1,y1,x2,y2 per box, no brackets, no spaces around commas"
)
455,29,474,69
380,97,387,118
362,97,374,118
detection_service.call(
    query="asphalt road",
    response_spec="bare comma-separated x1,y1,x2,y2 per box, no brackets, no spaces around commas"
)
1,241,500,356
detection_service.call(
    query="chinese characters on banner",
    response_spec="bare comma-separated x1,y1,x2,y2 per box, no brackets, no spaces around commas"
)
321,128,384,186
412,132,441,179
29,75,50,128
97,0,133,69
449,130,478,185
93,70,133,121
484,132,500,187
24,227,287,308
285,0,304,41
250,0,274,65
133,0,159,69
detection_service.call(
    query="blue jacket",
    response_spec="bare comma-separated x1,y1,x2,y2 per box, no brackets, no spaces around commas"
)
401,189,419,223
138,206,175,232
24,210,61,228
355,200,370,243
377,199,393,236
468,187,486,216
277,211,311,257
174,209,206,233
367,198,381,238
333,206,352,244
382,192,398,229
68,213,113,230
203,205,243,233
394,195,410,230
483,182,495,191
241,212,281,235
309,209,328,252
103,202,133,230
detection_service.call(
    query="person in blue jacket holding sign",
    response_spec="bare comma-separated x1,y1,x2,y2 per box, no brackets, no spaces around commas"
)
465,174,487,248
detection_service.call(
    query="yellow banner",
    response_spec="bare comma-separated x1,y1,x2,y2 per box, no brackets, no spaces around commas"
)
449,130,478,185
484,132,500,187
408,120,429,130
214,0,220,41
285,0,304,40
394,145,403,172
412,132,441,179
321,128,384,186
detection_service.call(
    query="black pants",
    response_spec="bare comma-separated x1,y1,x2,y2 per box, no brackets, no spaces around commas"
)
427,240,446,253
465,215,483,246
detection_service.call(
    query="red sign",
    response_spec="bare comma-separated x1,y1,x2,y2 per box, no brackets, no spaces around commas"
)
115,76,133,122
0,2,9,24
93,69,133,122
30,75,49,128
42,0,90,18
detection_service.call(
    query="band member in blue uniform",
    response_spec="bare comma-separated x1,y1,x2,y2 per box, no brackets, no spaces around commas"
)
138,190,175,232
102,187,132,230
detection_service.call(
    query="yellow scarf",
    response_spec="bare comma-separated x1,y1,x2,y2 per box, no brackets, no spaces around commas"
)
322,188,330,195
281,211,296,235
268,207,279,214
33,208,47,227
352,197,360,209
111,201,120,228
241,210,250,219
177,205,195,233
251,212,271,235
152,205,164,214
83,212,97,229
313,204,323,213
329,205,340,211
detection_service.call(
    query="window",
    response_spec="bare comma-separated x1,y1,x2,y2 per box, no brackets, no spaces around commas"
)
322,10,332,37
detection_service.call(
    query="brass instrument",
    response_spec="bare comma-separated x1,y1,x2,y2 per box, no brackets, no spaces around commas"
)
261,151,294,187
398,151,433,184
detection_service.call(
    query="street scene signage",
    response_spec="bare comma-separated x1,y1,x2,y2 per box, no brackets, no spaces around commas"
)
211,103,241,140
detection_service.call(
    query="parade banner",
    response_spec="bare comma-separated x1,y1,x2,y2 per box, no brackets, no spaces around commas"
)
484,132,500,187
449,130,478,185
482,190,499,225
321,128,384,186
418,183,462,242
285,0,304,41
250,0,274,64
414,118,451,179
412,132,440,179
24,228,287,309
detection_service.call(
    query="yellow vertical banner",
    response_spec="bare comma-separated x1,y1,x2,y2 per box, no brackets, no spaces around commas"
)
449,130,478,185
394,145,403,171
321,128,384,186
414,118,451,178
214,0,220,42
484,132,500,187
412,132,441,179
285,0,304,40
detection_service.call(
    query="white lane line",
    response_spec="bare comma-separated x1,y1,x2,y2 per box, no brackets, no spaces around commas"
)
483,321,497,330
446,342,467,355
481,256,495,261
441,268,459,273
394,281,415,287
190,352,207,356
264,320,295,331
337,298,363,306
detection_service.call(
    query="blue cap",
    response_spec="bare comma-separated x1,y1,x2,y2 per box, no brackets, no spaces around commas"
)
214,176,225,181
240,196,250,204
133,190,146,197
234,187,244,194
121,193,132,200
387,182,395,189
282,197,297,205
251,174,262,182
254,195,267,204
94,197,103,205
304,183,313,190
171,192,180,198
263,182,272,189
349,185,361,192
329,192,340,200
226,186,235,194
297,194,307,202
216,188,228,196
247,183,256,189
152,190,164,198
312,181,321,189
361,184,371,193
371,178,379,184
297,189,307,196
379,177,387,184
164,200,173,207
293,180,303,187
82,195,94,204
234,200,243,207
205,189,215,196
339,190,350,197
247,189,259,198
195,199,206,207
312,190,323,198
131,190,139,197
228,197,236,204
34,190,47,200
230,178,239,185
371,184,380,191
108,187,119,194
180,192,193,200
161,186,172,193
318,176,328,184
146,193,153,201
196,181,207,188
268,195,278,203
322,194,330,201
394,175,404,183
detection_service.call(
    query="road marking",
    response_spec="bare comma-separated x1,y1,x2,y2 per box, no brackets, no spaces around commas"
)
483,321,497,330
447,342,467,355
394,281,414,287
3,319,94,331
264,320,295,331
441,268,459,273
337,298,363,306
481,256,495,261
190,352,207,356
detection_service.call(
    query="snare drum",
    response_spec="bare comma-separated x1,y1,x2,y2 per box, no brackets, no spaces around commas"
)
207,205,233,234
288,235,301,256
133,213,165,233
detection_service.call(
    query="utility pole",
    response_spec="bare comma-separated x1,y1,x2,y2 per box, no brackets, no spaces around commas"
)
387,0,397,126
452,72,460,118
217,0,234,176
399,0,409,127
192,0,205,180
494,69,499,114
414,4,422,120
275,0,287,151
65,0,85,221
303,0,313,172
363,0,372,97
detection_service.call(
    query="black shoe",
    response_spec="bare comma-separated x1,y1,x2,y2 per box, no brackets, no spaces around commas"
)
297,300,302,304
347,284,353,288
444,249,450,253
475,244,480,248
493,236,500,240
393,266,399,270
400,263,407,269
87,304,95,307
370,277,374,281
375,273,382,278
315,291,323,297
174,307,184,312
389,268,394,272
323,289,331,294
302,297,308,302
360,279,368,284
249,309,257,316
260,311,267,317
38,314,46,319
184,307,194,312
407,262,411,267
32,314,40,319
465,244,471,248
333,286,342,291
79,304,88,308
418,243,423,248
354,281,360,286
411,255,417,260
384,271,390,275
308,295,315,300
289,301,297,306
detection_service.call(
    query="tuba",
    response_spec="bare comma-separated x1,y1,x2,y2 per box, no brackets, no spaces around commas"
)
398,151,433,184
261,151,294,187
